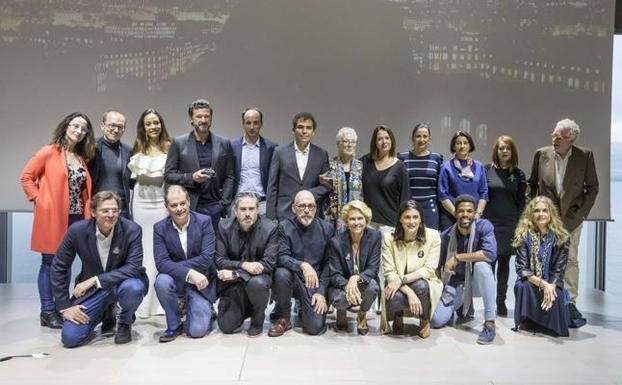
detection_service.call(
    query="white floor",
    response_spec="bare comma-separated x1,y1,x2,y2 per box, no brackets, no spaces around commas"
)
1,283,621,385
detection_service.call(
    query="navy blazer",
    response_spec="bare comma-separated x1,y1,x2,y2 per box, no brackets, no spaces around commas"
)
88,137,133,213
153,211,217,303
266,142,330,221
164,131,235,211
328,228,381,289
51,217,147,311
231,136,277,196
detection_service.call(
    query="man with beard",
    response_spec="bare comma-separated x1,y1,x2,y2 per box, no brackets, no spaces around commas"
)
165,99,235,231
431,194,498,345
268,190,334,337
215,192,278,337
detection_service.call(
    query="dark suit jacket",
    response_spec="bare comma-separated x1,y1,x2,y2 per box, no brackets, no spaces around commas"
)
51,217,147,310
88,137,132,213
266,142,330,220
164,131,235,211
153,211,217,303
328,228,381,289
527,145,599,232
215,215,279,290
231,136,277,196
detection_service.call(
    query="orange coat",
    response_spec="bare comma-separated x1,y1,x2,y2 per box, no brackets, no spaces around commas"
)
20,144,92,254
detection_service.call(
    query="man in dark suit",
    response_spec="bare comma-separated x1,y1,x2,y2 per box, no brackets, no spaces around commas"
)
153,185,217,343
527,118,599,325
215,192,279,337
51,191,147,348
231,107,277,215
266,112,331,221
88,111,133,218
164,99,235,231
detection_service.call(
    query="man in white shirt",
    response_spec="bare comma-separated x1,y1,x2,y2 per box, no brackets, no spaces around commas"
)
153,185,217,343
51,191,147,347
527,118,599,326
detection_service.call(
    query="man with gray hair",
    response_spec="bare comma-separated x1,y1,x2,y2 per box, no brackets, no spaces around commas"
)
527,118,599,327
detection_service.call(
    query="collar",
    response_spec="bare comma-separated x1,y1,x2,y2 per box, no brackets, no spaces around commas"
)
294,141,310,155
96,224,115,241
555,146,573,160
243,136,260,148
172,215,190,233
193,130,211,144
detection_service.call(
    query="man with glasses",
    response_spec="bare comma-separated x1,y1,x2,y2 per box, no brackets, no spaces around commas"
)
89,111,132,218
268,190,334,337
527,118,599,327
51,191,147,347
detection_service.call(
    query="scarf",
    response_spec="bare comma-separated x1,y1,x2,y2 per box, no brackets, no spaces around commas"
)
453,157,474,181
526,230,570,305
445,222,477,317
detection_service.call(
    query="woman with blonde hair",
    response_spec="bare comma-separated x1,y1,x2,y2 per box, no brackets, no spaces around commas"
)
512,196,571,336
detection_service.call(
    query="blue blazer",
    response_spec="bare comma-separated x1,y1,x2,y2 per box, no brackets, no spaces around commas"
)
51,217,147,310
231,136,277,196
153,211,217,303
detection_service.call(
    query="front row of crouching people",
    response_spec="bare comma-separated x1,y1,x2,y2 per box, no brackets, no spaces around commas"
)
51,188,572,347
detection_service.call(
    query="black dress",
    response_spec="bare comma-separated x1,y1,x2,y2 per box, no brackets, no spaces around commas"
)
361,155,410,227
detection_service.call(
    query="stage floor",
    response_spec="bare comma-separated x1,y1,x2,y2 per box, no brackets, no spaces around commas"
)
1,283,621,385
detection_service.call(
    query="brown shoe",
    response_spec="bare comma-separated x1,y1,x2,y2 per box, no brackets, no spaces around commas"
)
392,314,404,335
268,317,292,337
417,319,431,339
356,311,368,335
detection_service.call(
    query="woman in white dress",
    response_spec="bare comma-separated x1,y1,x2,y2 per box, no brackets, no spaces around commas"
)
128,108,171,318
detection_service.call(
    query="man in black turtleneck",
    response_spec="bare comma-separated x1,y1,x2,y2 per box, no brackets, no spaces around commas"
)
89,110,133,218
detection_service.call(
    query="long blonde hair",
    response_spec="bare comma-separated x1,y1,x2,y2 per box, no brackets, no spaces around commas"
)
512,196,569,247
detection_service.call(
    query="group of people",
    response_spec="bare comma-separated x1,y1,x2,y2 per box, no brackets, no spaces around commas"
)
19,98,599,348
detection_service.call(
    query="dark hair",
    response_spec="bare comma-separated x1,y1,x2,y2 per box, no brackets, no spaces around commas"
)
411,122,431,138
393,200,427,245
50,112,96,162
164,184,190,205
449,130,475,153
370,125,396,160
188,98,213,117
233,191,260,209
242,107,263,124
491,135,519,170
292,112,316,131
90,190,121,212
454,194,476,211
133,108,171,155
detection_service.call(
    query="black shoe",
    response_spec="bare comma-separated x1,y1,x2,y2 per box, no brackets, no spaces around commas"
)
497,301,508,317
101,304,116,336
335,310,348,331
40,310,63,329
159,325,183,343
247,324,263,338
568,303,583,320
114,323,132,344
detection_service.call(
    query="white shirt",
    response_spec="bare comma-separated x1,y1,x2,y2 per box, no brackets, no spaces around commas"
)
554,146,572,198
172,216,195,282
94,225,115,288
294,142,310,180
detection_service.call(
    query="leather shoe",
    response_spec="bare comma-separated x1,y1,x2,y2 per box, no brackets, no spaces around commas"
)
40,310,63,329
268,318,292,337
114,323,132,344
356,311,368,336
247,324,263,338
101,304,116,336
335,310,348,331
417,319,431,339
159,325,183,343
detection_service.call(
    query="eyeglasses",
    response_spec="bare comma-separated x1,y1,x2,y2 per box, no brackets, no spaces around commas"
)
97,208,120,215
295,203,316,211
340,139,357,146
68,123,89,134
105,123,125,131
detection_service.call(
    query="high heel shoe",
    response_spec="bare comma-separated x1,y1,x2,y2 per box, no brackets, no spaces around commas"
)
40,311,63,329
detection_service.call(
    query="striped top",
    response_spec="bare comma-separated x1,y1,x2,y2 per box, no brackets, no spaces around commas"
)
398,151,443,201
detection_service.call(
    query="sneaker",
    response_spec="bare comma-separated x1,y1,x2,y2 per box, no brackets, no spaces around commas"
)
114,323,132,344
476,325,496,345
159,325,183,343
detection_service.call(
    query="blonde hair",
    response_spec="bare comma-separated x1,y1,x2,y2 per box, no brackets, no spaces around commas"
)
340,200,372,225
512,196,569,247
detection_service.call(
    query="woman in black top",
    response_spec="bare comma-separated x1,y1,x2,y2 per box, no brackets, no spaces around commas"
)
361,125,409,232
483,135,526,316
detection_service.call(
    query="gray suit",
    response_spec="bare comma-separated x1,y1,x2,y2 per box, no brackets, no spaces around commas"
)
266,142,330,220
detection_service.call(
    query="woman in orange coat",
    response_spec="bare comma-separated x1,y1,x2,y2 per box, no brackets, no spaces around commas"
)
20,112,95,328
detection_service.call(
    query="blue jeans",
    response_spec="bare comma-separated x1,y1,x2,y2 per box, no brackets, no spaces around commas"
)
61,278,145,348
431,262,497,328
154,273,213,338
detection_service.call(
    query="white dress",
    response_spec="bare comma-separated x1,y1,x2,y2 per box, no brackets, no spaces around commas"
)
128,153,168,318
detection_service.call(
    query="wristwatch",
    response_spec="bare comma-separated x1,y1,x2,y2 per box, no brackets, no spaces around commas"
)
231,271,239,280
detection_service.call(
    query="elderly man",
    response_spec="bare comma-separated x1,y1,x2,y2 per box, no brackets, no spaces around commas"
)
230,108,278,215
51,191,147,348
268,190,335,337
153,185,217,343
164,98,235,231
527,118,598,326
215,192,278,337
431,194,498,345
88,111,132,218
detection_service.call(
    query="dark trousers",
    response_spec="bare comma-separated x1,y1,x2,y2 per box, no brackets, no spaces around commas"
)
330,279,379,313
196,201,223,233
61,278,144,348
272,267,326,335
492,253,511,303
217,274,272,334
386,279,432,320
